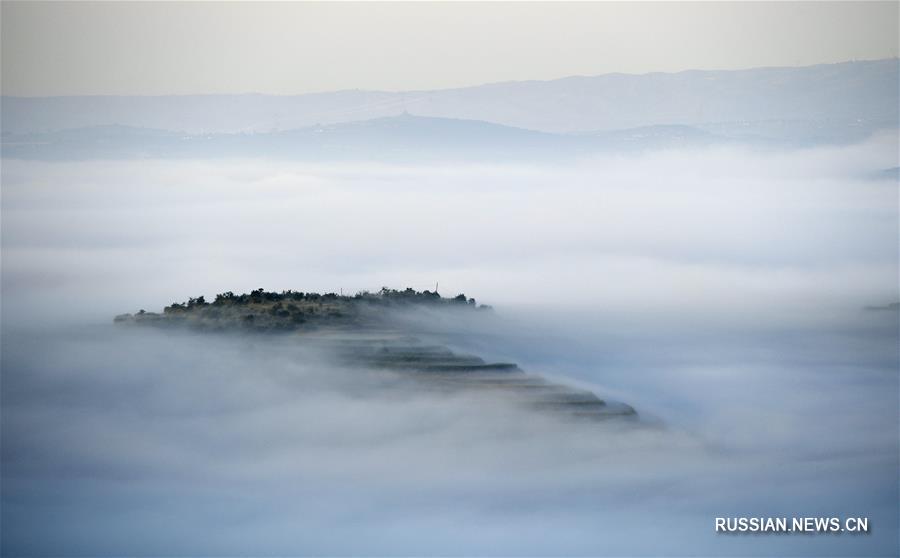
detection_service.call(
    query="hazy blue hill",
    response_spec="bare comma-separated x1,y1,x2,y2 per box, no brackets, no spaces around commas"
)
3,59,896,136
0,114,582,161
254,113,576,159
696,119,893,147
447,59,898,133
2,110,892,161
580,124,721,149
1,124,185,159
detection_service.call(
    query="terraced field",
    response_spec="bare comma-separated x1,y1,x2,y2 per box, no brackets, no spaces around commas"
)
115,289,637,422
323,334,637,421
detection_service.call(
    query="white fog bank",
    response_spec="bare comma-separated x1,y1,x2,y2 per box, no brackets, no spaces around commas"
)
2,136,897,328
2,138,898,556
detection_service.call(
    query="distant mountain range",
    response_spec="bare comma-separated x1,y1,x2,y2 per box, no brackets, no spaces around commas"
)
0,115,574,161
3,59,897,135
2,59,896,160
1,113,892,162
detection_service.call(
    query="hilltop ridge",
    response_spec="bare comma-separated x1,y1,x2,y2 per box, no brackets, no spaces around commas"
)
115,287,490,332
114,287,637,422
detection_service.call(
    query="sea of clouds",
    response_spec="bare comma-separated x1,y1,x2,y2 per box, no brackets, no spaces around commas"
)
2,136,897,555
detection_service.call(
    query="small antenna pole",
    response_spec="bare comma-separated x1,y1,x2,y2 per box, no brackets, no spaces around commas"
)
435,281,439,294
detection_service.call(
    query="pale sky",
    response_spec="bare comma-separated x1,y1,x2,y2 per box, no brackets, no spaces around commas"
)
2,1,898,97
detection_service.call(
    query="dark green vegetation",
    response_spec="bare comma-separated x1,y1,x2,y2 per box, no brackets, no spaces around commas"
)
115,287,490,332
115,288,636,422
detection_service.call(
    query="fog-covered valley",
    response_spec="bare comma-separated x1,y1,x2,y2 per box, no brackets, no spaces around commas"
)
2,133,897,555
4,0,900,553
